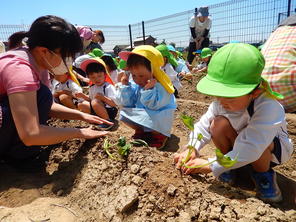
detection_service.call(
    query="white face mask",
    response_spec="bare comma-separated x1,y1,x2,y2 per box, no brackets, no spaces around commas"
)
44,51,72,75
51,60,68,75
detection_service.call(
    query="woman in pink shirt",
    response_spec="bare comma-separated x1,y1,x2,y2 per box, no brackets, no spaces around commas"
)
0,15,110,164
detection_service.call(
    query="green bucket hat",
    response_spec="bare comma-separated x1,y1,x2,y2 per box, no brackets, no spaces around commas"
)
200,47,212,59
197,43,283,99
156,44,178,67
118,59,127,70
88,48,104,58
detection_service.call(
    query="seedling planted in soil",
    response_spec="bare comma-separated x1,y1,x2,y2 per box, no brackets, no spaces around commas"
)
102,136,149,159
180,114,238,169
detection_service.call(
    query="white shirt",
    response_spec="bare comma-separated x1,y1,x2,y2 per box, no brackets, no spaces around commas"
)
162,63,182,90
189,94,293,177
109,69,122,84
89,82,117,108
189,16,212,42
52,79,82,94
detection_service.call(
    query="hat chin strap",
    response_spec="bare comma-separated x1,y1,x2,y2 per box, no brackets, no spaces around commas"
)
260,78,284,100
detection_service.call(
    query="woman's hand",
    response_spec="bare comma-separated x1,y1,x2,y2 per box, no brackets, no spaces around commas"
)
79,126,109,139
80,112,113,125
144,79,157,90
181,158,211,175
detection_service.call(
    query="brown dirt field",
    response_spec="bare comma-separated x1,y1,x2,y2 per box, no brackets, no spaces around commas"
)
0,75,296,222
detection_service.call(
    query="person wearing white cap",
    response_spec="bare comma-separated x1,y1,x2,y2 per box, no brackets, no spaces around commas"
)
187,6,212,64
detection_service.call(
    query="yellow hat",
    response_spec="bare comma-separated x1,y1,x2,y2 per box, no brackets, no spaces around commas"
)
119,45,174,94
80,57,114,85
68,66,81,86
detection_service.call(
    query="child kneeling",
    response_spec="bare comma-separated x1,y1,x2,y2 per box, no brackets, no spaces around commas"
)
76,58,118,130
116,45,177,149
51,72,83,109
174,43,293,203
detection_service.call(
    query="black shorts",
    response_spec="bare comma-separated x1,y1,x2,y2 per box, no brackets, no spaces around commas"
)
90,104,118,120
271,136,282,166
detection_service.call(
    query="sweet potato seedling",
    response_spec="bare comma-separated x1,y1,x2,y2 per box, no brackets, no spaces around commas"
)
180,114,238,169
102,136,148,159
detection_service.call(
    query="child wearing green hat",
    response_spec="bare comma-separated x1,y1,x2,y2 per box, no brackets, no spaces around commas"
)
192,47,212,74
174,43,293,203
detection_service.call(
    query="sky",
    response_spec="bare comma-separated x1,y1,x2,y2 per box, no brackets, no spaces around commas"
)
1,0,227,26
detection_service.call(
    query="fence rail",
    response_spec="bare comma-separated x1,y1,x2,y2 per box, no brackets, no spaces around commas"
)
0,0,295,53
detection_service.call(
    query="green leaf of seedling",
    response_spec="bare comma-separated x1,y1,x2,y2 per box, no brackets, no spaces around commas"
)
130,139,149,147
197,133,203,141
215,149,238,168
117,136,126,147
103,138,116,159
181,145,194,166
180,114,195,131
118,143,131,157
183,159,216,169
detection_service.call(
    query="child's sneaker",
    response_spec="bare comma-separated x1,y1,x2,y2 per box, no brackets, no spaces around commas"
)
251,169,282,203
218,170,236,186
149,132,168,149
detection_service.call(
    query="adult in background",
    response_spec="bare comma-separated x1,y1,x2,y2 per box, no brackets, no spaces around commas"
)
187,6,212,64
88,30,105,51
76,26,93,53
261,14,296,112
0,15,110,164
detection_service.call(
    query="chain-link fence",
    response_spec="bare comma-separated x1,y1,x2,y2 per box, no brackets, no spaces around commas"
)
0,0,295,53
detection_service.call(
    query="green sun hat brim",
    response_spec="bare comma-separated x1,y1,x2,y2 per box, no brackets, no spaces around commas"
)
197,76,259,97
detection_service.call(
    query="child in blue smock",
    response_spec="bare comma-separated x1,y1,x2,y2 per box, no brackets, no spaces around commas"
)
116,45,177,149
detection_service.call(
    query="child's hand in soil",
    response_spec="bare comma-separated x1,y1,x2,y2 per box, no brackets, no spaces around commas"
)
144,79,157,90
181,158,211,175
174,145,199,169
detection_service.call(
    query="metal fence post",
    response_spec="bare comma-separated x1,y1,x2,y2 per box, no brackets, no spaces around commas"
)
128,24,133,50
142,21,146,45
287,0,291,17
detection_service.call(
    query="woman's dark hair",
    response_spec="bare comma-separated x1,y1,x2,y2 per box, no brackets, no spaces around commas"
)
94,30,105,44
101,55,117,71
127,54,151,72
86,62,106,75
25,15,82,59
8,31,27,50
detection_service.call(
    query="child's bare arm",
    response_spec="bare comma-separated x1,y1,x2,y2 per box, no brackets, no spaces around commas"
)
95,93,117,107
55,90,72,97
75,92,90,101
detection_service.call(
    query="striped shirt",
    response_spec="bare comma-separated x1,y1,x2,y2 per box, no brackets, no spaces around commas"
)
261,26,296,112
